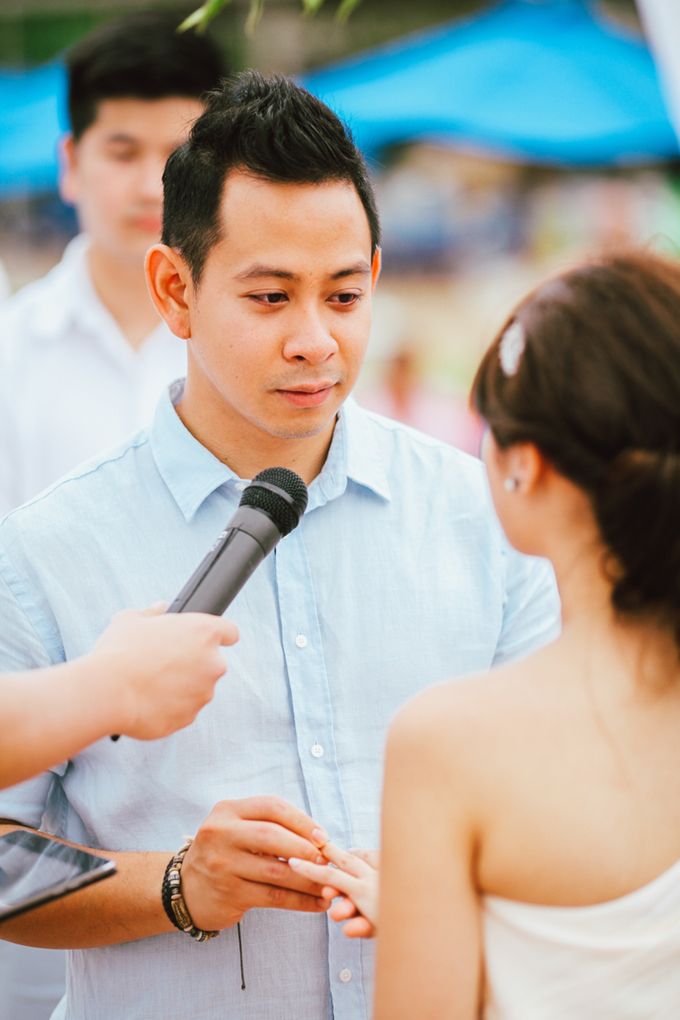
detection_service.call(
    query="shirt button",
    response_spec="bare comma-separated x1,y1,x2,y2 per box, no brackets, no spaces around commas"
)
295,634,308,648
339,968,352,983
310,743,324,758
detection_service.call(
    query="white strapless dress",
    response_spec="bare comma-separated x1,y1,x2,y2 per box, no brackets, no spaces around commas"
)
482,859,680,1018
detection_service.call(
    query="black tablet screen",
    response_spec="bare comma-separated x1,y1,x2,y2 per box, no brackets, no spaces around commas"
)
0,830,115,922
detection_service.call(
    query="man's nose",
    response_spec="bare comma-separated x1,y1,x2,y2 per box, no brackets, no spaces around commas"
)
283,310,339,364
137,156,165,204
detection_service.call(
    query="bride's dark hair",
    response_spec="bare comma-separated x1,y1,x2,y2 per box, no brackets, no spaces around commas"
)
472,249,680,644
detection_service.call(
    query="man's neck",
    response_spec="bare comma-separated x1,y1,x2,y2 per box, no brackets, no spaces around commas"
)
176,383,337,486
87,244,161,351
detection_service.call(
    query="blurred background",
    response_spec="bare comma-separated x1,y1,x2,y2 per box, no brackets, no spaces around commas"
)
2,0,679,452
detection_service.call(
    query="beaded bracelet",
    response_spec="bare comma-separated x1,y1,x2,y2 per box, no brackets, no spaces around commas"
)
161,837,220,943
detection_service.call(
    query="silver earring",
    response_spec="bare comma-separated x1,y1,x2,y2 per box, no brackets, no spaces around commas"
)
503,477,519,492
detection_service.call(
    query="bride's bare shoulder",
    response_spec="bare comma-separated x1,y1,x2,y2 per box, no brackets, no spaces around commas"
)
388,642,561,758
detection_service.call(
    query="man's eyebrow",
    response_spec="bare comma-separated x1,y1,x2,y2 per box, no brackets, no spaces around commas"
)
104,133,138,145
235,261,372,283
330,261,372,280
235,265,297,281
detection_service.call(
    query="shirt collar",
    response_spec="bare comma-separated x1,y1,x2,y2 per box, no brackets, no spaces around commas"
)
309,397,391,510
150,385,392,522
150,381,236,520
31,234,168,352
29,235,93,341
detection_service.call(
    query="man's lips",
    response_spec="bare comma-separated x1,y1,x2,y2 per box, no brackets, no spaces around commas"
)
130,215,162,233
275,382,338,408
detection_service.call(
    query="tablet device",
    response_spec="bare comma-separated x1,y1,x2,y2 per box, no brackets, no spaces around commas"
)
0,829,116,923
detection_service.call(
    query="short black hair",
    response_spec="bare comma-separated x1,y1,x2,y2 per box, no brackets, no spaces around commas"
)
67,12,226,140
161,70,381,282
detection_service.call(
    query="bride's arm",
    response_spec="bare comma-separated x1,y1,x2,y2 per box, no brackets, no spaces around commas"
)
373,685,483,1020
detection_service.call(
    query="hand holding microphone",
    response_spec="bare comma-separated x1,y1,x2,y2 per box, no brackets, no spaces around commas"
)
95,607,239,741
0,609,239,789
111,467,308,740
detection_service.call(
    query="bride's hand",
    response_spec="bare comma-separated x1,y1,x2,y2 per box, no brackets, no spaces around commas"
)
289,835,379,937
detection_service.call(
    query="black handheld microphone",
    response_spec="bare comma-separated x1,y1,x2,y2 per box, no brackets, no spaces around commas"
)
111,467,308,740
167,466,308,614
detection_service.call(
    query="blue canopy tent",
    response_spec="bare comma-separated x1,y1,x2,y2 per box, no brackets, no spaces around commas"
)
0,0,678,196
302,0,679,166
0,63,66,196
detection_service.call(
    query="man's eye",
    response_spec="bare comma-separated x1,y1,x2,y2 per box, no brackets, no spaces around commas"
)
253,293,287,305
331,292,361,306
107,149,136,163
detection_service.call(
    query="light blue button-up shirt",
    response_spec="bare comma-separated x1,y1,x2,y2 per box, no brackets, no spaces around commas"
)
0,384,559,1020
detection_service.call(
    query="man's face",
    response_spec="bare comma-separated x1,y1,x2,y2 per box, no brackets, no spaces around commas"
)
61,96,204,264
180,170,378,452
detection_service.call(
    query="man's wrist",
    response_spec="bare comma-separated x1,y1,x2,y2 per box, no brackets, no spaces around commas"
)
85,647,138,736
53,655,122,743
161,838,220,943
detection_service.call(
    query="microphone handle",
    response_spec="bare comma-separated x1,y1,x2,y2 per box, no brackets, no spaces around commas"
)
167,527,267,615
168,505,281,615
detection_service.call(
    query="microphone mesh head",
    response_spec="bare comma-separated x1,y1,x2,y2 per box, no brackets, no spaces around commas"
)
240,467,308,536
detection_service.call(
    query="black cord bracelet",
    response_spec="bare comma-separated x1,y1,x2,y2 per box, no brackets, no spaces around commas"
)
161,838,219,943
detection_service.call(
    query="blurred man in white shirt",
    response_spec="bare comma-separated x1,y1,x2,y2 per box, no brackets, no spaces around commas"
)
0,13,225,516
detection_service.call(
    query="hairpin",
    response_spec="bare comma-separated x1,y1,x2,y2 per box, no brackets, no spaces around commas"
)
498,320,525,377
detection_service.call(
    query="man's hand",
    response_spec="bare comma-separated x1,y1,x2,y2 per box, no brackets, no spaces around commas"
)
289,839,379,937
93,605,239,740
180,797,329,931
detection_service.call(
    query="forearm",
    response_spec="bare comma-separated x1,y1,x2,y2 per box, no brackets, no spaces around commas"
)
0,658,116,789
0,822,173,948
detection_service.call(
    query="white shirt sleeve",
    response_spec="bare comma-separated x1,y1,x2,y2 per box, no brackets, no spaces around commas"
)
0,567,59,828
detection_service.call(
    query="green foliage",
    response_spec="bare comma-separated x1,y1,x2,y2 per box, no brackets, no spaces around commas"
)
179,0,361,35
178,0,232,34
336,0,363,22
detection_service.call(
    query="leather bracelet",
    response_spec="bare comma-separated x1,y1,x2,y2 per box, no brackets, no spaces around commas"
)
161,837,219,943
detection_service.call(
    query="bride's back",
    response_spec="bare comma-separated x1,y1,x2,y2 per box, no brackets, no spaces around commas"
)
471,635,680,906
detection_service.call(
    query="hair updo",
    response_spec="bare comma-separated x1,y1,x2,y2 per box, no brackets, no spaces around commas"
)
471,250,680,645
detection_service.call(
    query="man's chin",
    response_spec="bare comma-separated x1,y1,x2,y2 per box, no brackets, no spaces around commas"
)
266,409,340,443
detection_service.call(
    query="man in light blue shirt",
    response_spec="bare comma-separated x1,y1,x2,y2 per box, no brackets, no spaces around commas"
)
0,73,558,1020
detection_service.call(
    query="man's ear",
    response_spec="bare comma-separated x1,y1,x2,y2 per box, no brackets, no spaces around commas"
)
371,247,382,290
58,134,78,206
145,244,193,341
